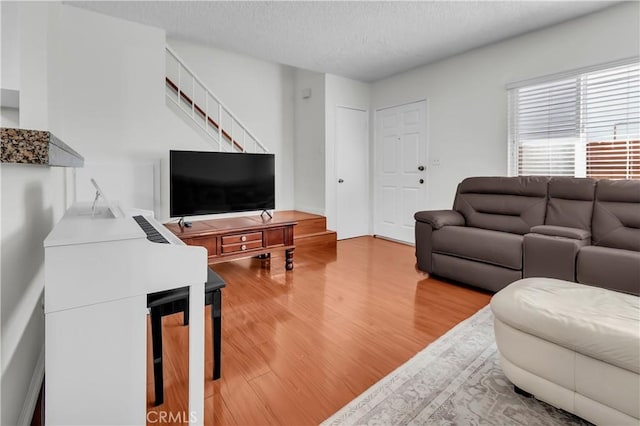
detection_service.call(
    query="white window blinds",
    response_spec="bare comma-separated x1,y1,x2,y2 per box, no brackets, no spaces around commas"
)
509,61,640,179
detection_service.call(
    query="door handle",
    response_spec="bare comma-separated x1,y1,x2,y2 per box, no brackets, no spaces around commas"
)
338,179,344,183
419,179,424,184
418,165,425,171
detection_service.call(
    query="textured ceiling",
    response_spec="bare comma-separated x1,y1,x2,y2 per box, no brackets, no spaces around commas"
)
67,1,618,82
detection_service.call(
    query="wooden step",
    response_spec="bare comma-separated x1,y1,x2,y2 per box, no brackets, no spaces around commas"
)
295,230,337,249
270,210,337,249
294,217,326,237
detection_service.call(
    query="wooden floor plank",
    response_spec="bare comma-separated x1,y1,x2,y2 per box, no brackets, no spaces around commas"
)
147,236,492,425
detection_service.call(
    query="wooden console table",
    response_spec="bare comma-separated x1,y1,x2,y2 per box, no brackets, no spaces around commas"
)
165,215,297,270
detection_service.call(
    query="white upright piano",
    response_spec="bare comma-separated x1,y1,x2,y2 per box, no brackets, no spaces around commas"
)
44,202,207,425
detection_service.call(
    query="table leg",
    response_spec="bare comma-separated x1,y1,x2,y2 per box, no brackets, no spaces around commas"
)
285,249,294,270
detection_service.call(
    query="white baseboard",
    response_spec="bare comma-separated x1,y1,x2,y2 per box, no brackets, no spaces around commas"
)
17,344,44,426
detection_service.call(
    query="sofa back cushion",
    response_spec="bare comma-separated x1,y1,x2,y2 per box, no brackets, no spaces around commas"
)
546,177,596,230
592,179,640,251
453,176,549,235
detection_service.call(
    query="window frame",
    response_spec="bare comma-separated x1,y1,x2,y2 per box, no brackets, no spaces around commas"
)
507,57,639,179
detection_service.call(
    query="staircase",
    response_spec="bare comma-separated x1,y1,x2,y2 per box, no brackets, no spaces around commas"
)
165,45,267,154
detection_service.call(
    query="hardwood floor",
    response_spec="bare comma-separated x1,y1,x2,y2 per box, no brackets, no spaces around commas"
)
146,236,492,425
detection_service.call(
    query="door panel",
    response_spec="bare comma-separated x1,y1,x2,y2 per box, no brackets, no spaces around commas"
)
374,101,428,243
381,186,396,224
382,136,398,174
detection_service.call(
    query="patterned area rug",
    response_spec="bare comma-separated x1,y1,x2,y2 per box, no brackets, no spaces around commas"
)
322,306,591,426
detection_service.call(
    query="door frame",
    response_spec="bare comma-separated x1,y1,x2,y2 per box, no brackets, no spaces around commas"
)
373,99,429,242
335,104,370,239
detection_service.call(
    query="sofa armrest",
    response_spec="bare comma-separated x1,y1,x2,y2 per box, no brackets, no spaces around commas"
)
414,210,465,230
529,225,590,241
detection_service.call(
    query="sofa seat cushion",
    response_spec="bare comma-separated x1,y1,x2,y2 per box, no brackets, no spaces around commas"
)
491,278,640,374
577,246,640,296
432,226,523,270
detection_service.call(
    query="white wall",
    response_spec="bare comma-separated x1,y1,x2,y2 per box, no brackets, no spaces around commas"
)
0,108,18,127
0,5,3,423
371,2,640,210
1,1,20,91
293,69,325,215
47,5,212,221
46,6,299,220
1,4,66,425
324,74,371,232
166,38,296,212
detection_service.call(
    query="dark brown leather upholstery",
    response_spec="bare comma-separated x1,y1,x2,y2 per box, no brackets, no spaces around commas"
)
529,225,590,240
523,178,596,282
577,246,640,295
414,222,433,272
433,227,523,270
591,180,640,251
453,176,548,235
524,234,588,282
414,210,465,230
432,254,521,293
575,179,640,295
415,176,639,294
415,177,547,291
546,177,596,230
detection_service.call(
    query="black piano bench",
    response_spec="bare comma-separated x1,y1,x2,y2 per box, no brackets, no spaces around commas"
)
147,267,226,406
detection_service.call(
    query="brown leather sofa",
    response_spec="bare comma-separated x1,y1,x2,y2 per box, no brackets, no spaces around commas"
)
414,176,640,295
576,179,640,295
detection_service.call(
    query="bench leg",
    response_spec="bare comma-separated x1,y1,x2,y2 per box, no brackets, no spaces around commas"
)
183,299,189,326
150,307,164,406
212,289,222,380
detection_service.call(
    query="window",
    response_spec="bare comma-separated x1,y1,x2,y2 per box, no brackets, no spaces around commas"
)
508,61,639,179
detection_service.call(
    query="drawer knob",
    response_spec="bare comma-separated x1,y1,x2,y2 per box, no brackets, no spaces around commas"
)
241,235,247,242
241,244,247,251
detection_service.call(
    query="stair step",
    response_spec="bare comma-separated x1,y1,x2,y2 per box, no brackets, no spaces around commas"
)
294,217,327,237
295,230,337,249
269,210,336,249
271,211,326,237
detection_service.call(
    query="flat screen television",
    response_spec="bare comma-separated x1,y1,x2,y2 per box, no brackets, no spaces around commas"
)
170,150,275,217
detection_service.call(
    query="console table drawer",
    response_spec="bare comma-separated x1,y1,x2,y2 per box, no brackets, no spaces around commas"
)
221,232,262,245
221,240,263,254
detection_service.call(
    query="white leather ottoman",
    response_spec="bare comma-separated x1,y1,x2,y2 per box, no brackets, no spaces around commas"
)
491,278,640,425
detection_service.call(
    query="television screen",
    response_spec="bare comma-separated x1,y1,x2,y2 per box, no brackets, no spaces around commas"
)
170,150,275,217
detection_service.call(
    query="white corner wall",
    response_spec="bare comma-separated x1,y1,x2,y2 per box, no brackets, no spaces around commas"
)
1,3,66,425
1,1,20,91
293,69,326,215
47,5,211,221
324,74,371,232
165,38,296,212
371,2,640,210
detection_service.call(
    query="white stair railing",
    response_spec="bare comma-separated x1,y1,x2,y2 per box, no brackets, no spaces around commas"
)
165,45,268,154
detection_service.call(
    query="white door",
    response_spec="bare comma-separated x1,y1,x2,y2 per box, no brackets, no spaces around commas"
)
336,106,369,240
374,101,428,243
